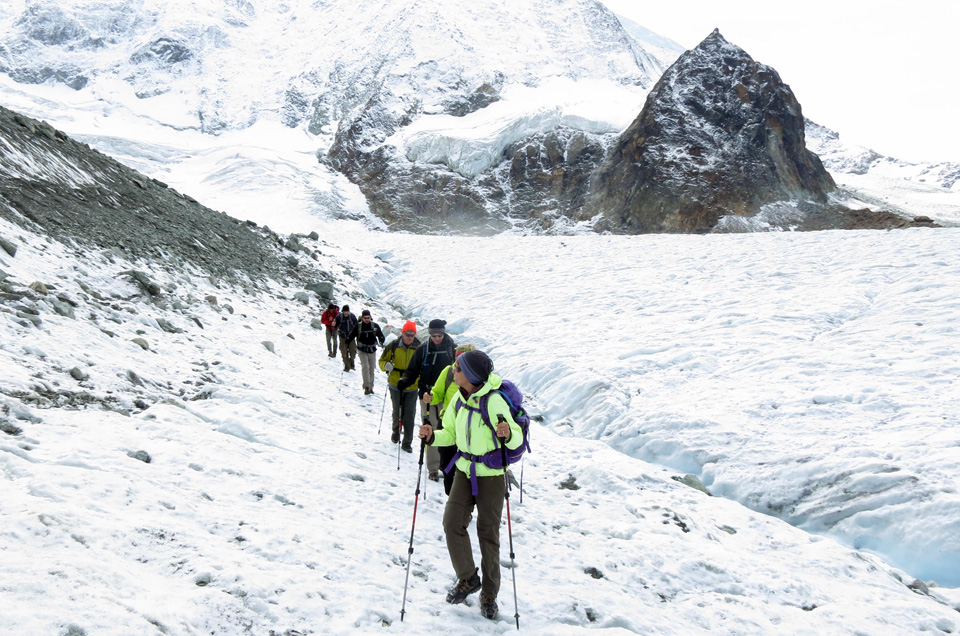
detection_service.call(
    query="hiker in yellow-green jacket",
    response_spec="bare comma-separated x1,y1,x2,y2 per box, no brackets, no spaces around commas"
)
422,343,476,495
418,349,522,622
379,320,420,452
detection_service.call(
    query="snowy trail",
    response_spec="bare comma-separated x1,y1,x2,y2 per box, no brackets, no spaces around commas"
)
4,219,959,633
363,228,960,588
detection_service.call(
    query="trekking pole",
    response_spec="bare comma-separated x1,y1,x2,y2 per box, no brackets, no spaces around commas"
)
378,384,389,434
400,438,427,622
421,413,430,500
338,337,345,394
397,390,405,470
498,415,520,630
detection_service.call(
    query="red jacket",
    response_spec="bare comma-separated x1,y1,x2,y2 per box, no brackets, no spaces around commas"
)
321,306,339,328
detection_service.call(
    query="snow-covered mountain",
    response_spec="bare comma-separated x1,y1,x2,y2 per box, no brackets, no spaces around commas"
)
0,0,676,233
0,0,664,135
3,0,956,233
2,101,960,635
806,120,960,226
610,12,687,67
586,30,837,233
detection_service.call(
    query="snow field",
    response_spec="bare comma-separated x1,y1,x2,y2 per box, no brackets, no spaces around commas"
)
3,219,960,634
366,228,960,589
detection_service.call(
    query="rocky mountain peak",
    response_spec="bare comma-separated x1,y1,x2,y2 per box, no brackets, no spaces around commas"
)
586,29,837,232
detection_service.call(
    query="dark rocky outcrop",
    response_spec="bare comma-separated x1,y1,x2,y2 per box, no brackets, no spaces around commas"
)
327,31,918,235
0,105,283,281
327,94,614,234
332,148,501,235
325,92,499,233
493,128,612,231
585,30,837,233
842,210,941,230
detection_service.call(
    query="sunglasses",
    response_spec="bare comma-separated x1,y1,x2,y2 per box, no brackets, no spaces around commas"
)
402,331,415,337
453,363,462,373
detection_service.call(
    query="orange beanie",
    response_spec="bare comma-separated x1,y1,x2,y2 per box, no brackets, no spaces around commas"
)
402,320,417,334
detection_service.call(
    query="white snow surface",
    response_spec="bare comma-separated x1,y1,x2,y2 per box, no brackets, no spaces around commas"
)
3,216,960,634
3,6,960,630
369,229,960,590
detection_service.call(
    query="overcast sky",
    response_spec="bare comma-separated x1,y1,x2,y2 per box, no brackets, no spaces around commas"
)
600,1,959,164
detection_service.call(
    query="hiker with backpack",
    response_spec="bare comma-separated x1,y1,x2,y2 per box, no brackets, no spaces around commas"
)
417,349,525,621
420,343,475,495
397,319,457,481
336,305,359,372
357,309,385,394
320,302,339,358
379,320,421,452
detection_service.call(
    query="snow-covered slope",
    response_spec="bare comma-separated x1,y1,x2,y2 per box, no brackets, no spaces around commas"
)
2,90,959,633
612,12,686,68
0,0,662,135
372,229,960,591
806,121,960,226
4,211,960,635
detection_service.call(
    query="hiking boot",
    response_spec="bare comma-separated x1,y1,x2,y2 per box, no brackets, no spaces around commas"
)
401,445,412,453
445,570,481,604
391,432,400,444
428,471,440,482
479,593,498,620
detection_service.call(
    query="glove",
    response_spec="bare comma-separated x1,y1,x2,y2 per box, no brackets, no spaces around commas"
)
397,377,410,391
384,362,394,372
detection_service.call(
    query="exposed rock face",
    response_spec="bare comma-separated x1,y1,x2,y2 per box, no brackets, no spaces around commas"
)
329,116,612,234
326,93,500,234
494,128,611,231
586,30,836,233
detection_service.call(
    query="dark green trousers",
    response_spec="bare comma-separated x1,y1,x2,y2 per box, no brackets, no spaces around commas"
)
443,469,505,598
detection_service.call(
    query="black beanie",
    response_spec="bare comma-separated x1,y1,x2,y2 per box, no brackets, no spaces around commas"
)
341,304,350,312
361,309,371,317
428,318,447,334
457,350,493,386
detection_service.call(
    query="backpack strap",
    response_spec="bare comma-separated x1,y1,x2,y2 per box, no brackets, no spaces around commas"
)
447,397,498,496
478,390,510,445
443,365,455,393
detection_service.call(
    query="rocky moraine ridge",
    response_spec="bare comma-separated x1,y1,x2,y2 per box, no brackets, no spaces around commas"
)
0,103,382,381
0,105,284,282
0,104,392,417
0,104,363,288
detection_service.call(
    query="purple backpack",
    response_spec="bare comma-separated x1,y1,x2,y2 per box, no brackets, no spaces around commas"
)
477,380,531,468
